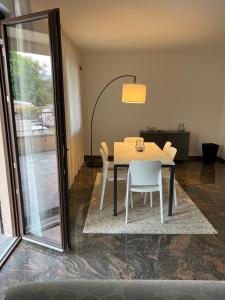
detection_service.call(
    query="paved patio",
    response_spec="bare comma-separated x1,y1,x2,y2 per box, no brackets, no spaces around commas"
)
19,150,61,243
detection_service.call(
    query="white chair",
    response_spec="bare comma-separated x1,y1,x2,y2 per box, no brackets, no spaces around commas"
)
162,146,177,206
101,142,114,169
163,141,172,152
125,160,163,224
101,142,109,159
99,148,127,210
101,141,123,170
124,137,144,143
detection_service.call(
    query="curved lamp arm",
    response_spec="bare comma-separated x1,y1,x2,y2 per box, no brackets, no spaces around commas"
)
90,74,136,160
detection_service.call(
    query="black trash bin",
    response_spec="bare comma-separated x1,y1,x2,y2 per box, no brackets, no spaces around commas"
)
202,143,219,164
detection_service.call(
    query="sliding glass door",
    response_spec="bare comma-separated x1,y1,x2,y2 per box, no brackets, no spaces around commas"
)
1,9,69,250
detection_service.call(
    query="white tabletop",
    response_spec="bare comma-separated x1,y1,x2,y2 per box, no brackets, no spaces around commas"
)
114,142,175,166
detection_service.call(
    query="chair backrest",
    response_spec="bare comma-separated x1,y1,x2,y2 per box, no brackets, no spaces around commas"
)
128,160,162,186
100,148,108,173
163,141,172,152
124,137,144,143
165,146,177,161
101,142,109,160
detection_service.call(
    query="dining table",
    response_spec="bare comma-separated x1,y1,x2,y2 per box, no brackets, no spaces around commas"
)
113,142,175,217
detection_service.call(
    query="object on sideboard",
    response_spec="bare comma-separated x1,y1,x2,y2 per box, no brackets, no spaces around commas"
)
135,138,145,152
146,126,157,132
178,123,185,132
139,130,190,160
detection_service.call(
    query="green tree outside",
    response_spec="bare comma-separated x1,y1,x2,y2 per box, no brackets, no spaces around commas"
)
9,51,53,107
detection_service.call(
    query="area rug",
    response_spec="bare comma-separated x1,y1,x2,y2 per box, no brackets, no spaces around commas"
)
83,173,217,234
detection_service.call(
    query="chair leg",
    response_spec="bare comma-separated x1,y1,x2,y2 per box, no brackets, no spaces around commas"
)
100,176,107,210
125,190,129,224
168,178,177,206
124,188,127,208
150,192,153,207
174,182,177,206
144,192,147,205
159,189,164,224
130,192,134,208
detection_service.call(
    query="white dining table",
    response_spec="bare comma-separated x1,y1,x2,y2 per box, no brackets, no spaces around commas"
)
113,142,175,217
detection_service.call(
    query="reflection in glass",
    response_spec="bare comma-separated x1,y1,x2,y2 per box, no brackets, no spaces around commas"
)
7,19,62,245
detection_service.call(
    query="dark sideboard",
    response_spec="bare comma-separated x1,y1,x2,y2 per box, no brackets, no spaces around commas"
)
140,130,190,160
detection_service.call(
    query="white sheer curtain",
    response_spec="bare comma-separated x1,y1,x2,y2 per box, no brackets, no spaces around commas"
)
61,30,84,188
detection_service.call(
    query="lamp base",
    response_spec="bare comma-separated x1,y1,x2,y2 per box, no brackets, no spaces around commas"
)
86,160,102,168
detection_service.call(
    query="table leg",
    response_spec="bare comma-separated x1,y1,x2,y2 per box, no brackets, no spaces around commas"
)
168,165,175,216
114,165,118,216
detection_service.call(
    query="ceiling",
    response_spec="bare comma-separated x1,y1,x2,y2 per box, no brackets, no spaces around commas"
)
30,0,225,52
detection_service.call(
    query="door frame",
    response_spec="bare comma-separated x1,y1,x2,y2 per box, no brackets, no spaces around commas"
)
0,8,70,252
0,23,21,268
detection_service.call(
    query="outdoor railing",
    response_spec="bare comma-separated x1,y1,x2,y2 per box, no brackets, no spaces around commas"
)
15,111,55,137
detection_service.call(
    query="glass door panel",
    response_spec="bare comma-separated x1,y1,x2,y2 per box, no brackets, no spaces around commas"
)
0,120,17,262
2,10,69,250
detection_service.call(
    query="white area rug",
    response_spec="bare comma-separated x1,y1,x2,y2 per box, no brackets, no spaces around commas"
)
83,173,217,234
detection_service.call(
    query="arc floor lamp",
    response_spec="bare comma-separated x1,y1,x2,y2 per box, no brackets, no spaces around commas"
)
87,74,147,168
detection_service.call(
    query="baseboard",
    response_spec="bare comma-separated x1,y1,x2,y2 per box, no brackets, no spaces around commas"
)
84,155,225,163
84,155,113,161
84,155,100,161
85,155,198,162
189,156,225,163
188,156,203,161
217,156,225,163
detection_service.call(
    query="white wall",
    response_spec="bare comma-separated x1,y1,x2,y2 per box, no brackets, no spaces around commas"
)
81,51,225,156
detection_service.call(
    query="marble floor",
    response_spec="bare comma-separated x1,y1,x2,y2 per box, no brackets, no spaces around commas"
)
1,161,225,296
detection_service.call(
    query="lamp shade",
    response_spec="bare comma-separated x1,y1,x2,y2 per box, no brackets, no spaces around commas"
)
122,83,146,104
